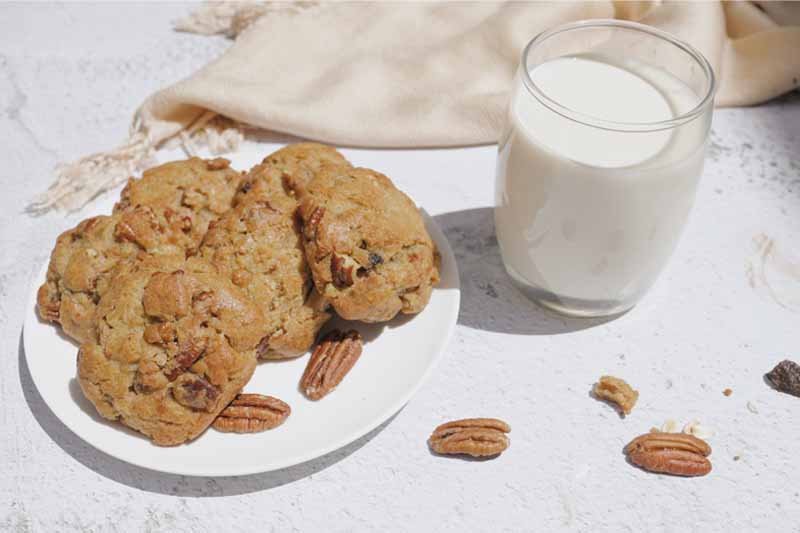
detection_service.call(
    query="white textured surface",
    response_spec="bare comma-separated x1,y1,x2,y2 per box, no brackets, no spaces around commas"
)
1,4,799,532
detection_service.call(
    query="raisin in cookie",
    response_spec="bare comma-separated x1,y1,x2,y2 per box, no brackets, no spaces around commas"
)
191,195,330,359
298,166,439,322
78,266,263,445
115,157,242,253
234,143,350,204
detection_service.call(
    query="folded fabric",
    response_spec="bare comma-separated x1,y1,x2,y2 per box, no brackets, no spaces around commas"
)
33,1,800,212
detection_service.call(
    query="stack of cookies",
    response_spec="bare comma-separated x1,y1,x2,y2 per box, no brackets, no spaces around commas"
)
37,144,440,446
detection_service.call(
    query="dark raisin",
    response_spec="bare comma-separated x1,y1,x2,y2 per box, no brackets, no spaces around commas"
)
765,360,800,397
172,375,219,411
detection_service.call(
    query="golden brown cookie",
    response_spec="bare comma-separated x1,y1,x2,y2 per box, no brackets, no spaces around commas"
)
36,212,185,344
191,195,330,359
37,157,241,344
234,143,351,205
298,166,439,322
77,265,263,446
115,157,242,253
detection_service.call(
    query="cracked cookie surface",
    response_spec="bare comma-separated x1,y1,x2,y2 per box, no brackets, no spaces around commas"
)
191,194,330,359
298,166,439,322
114,156,242,253
37,158,241,344
234,143,351,205
77,265,262,446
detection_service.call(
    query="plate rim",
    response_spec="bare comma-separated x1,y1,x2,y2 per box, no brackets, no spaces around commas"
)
23,211,460,477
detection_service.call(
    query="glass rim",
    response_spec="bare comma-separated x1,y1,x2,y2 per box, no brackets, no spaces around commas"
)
520,19,717,133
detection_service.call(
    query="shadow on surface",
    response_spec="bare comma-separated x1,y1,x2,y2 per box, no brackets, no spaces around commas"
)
433,207,620,335
19,332,394,497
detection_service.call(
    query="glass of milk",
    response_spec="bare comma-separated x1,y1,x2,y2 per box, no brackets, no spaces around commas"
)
495,20,716,317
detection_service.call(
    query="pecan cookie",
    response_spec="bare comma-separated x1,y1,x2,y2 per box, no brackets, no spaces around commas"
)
37,158,241,344
190,195,330,359
234,143,351,205
36,212,185,344
298,166,440,322
115,157,242,253
77,265,263,445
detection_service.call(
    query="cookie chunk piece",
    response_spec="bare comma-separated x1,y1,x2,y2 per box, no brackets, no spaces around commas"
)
115,157,242,253
36,212,185,344
192,195,330,359
77,266,263,445
298,167,439,322
234,143,350,204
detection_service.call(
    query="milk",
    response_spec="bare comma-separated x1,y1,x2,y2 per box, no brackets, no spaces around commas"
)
495,54,710,316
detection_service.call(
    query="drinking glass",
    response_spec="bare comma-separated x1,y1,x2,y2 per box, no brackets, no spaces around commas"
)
494,20,716,317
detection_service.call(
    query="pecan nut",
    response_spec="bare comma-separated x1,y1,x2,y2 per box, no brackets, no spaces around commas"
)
428,418,511,457
625,431,712,477
212,393,291,433
300,329,363,400
330,254,355,288
593,375,638,415
164,338,207,381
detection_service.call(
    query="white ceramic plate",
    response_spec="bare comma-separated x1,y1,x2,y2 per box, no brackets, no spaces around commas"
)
23,211,459,476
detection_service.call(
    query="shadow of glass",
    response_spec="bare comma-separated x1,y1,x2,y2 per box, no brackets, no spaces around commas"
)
19,332,396,496
433,206,621,335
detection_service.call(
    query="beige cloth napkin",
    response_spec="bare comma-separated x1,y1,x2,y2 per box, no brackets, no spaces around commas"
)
33,1,800,212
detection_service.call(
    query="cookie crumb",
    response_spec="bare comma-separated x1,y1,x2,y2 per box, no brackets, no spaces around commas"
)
723,388,733,396
746,401,759,414
683,419,714,439
733,455,741,461
660,419,680,433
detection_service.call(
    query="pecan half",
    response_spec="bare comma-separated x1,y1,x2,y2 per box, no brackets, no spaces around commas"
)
428,418,511,458
331,254,355,288
593,375,638,415
301,329,363,400
625,432,712,477
172,374,219,412
212,394,291,433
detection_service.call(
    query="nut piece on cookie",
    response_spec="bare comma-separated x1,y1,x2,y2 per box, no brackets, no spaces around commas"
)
298,166,440,323
77,264,263,446
428,418,511,458
593,375,638,415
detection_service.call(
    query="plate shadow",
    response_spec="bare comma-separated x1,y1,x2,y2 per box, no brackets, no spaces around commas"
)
433,207,621,335
18,332,395,496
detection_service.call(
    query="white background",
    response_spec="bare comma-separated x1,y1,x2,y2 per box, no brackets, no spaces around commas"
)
2,3,799,532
